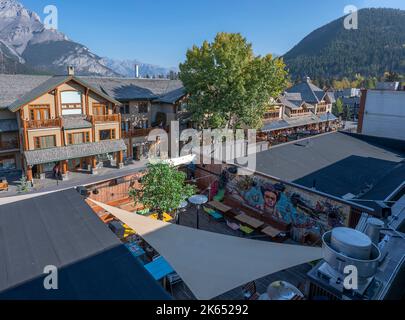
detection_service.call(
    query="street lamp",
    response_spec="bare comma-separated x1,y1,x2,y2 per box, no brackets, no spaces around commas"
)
188,195,208,230
176,201,189,225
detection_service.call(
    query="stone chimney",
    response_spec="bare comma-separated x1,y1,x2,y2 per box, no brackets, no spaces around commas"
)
67,66,75,76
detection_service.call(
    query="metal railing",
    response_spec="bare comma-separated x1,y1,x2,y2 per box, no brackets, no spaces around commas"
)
122,126,169,138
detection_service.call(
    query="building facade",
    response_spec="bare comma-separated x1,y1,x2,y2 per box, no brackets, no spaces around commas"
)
358,83,405,141
260,77,339,144
0,68,187,181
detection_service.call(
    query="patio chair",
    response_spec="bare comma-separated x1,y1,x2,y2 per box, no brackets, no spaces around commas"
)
203,207,224,221
242,282,260,300
240,225,254,235
226,220,240,231
167,273,183,295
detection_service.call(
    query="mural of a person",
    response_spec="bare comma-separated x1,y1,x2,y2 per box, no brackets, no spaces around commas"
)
261,184,282,219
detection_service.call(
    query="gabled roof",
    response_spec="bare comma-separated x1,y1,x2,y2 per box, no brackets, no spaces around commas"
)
6,75,121,113
79,77,184,102
0,74,53,110
286,79,327,104
154,87,186,104
0,74,186,112
278,95,304,109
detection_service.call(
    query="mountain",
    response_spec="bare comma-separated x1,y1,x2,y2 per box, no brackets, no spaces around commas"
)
101,57,176,78
283,8,405,82
0,0,119,76
0,0,172,77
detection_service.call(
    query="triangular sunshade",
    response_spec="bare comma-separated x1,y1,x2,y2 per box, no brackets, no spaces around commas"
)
92,200,322,300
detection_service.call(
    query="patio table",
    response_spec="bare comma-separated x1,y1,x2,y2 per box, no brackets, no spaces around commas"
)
262,225,283,238
208,201,232,213
144,256,175,281
125,242,146,258
235,213,264,229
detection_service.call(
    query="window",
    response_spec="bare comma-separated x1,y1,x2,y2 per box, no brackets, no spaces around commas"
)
264,109,280,119
0,155,16,170
61,91,82,115
67,132,90,145
29,105,50,121
120,103,130,115
93,103,107,116
99,129,116,141
34,135,56,150
138,102,148,114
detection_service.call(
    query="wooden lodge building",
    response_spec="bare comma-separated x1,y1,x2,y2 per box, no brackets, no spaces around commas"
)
261,77,339,142
0,67,187,181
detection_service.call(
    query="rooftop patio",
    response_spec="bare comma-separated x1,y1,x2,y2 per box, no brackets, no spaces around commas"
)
89,196,316,300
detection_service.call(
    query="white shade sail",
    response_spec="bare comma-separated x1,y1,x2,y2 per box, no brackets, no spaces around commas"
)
92,200,322,300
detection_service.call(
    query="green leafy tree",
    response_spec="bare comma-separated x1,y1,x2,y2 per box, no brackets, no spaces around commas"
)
129,163,196,220
344,105,352,121
179,32,288,130
332,98,344,117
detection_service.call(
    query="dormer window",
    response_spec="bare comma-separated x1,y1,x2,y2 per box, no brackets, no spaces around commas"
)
61,91,82,115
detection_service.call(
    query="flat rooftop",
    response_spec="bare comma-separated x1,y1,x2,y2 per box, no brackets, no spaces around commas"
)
249,132,405,200
0,189,170,300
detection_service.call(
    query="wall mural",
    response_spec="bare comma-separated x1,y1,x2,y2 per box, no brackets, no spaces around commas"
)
225,170,351,241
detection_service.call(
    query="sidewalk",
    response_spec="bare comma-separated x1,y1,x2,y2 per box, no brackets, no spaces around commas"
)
0,160,149,200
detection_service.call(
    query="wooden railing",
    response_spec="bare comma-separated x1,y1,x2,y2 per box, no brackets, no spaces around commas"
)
87,114,120,123
122,126,169,139
25,118,62,130
0,140,19,151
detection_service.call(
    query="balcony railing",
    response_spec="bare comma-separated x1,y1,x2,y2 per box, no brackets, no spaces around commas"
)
0,141,19,151
24,118,62,130
87,114,120,123
122,126,169,139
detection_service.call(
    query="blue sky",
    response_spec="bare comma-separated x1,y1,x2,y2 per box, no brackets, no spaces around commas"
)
20,0,405,68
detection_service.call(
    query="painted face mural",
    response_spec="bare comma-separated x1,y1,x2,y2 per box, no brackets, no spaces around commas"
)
225,168,349,239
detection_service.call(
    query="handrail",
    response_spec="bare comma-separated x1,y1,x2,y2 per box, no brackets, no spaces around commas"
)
88,114,120,123
24,118,62,129
122,126,169,138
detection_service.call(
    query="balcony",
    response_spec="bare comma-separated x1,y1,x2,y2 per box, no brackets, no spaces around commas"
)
0,141,19,151
24,118,62,130
122,126,169,139
87,114,120,123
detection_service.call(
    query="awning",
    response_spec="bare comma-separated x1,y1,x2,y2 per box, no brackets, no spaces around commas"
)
25,139,127,166
92,200,322,300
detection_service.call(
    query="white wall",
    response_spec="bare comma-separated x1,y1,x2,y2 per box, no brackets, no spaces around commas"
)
362,90,405,141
